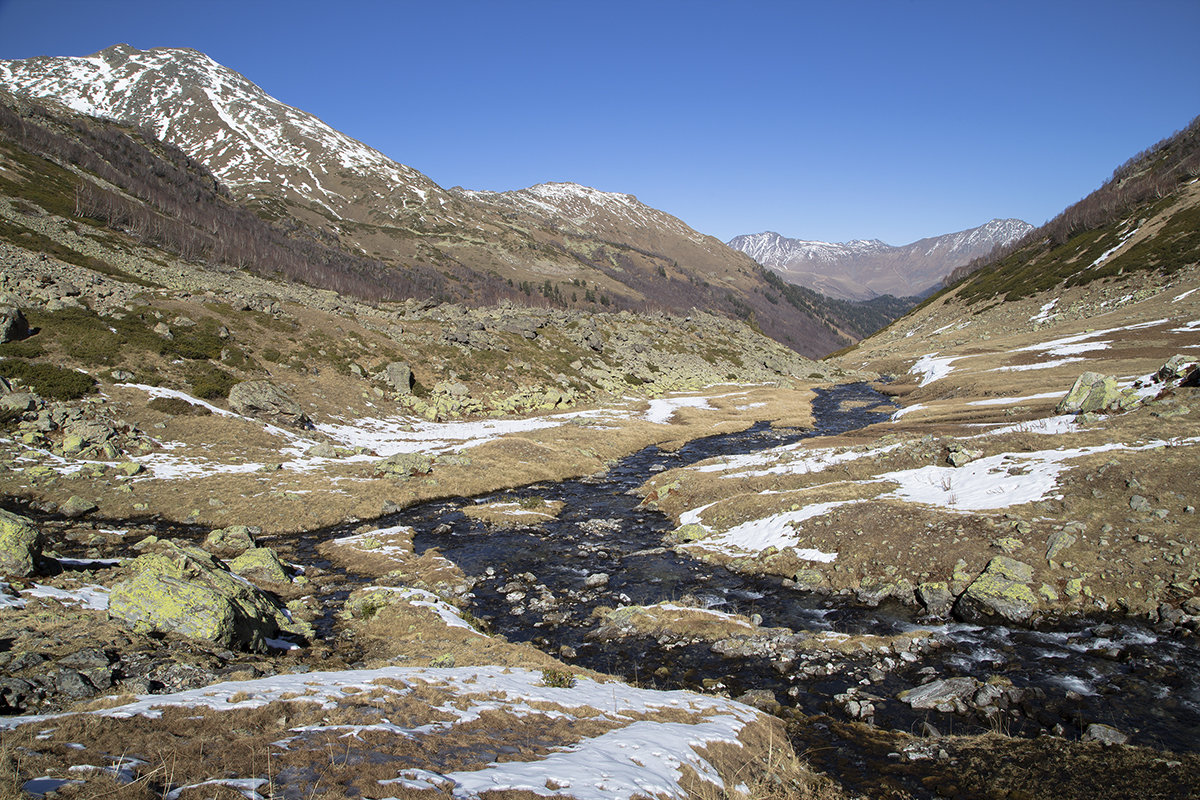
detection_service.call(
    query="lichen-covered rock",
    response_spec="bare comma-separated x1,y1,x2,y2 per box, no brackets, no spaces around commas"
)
228,547,291,585
667,523,708,543
379,361,414,394
203,525,257,556
228,380,311,429
373,452,433,478
954,556,1039,624
60,496,97,519
0,509,43,577
108,540,301,651
1056,371,1141,414
1156,354,1199,384
1045,530,1077,563
916,581,954,616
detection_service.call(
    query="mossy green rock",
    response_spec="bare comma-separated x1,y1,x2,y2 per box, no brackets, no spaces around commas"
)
954,556,1039,624
0,509,43,577
228,547,290,584
108,541,299,651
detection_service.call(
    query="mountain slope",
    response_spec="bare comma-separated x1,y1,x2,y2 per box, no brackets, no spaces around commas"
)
834,113,1200,382
730,219,1032,300
0,44,862,357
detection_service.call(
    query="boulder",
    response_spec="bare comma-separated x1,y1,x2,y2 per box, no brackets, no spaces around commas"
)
0,509,43,577
1056,371,1138,414
373,452,433,478
59,496,98,519
228,547,291,585
898,677,981,713
228,380,311,429
0,306,29,343
1082,723,1129,745
1044,530,1077,564
0,393,39,413
108,541,301,651
379,361,414,394
946,444,983,468
953,556,1039,624
916,582,955,617
203,525,257,556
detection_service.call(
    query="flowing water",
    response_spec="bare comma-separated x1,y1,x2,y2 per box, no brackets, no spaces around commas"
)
384,383,1200,756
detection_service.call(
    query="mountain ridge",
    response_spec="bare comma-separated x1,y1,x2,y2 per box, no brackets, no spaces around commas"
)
729,218,1032,300
0,44,888,357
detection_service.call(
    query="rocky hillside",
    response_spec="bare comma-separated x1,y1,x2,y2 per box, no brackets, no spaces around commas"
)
729,218,1032,300
0,44,874,357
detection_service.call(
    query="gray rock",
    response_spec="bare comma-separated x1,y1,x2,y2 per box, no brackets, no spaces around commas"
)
153,321,173,339
1129,495,1151,512
203,525,257,556
946,444,983,468
916,582,955,616
0,509,43,577
1156,354,1199,383
60,496,98,519
373,452,433,478
228,380,311,429
584,572,610,588
954,556,1039,624
898,677,981,713
1045,530,1077,563
0,392,39,413
1082,723,1129,745
108,540,304,652
0,306,29,343
380,361,414,394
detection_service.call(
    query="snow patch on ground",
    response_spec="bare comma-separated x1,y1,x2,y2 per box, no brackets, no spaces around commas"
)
0,666,764,800
967,392,1063,407
686,502,851,558
909,353,964,387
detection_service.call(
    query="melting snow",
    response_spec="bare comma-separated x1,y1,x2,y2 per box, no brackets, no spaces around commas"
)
909,353,964,387
686,502,851,558
0,666,762,800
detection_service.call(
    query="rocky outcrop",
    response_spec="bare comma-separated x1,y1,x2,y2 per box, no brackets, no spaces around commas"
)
0,509,43,577
228,380,311,429
108,541,304,651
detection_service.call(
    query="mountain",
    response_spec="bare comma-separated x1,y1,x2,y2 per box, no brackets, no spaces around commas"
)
0,44,876,357
729,218,1032,301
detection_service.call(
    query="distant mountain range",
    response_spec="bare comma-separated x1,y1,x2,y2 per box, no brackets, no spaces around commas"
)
728,219,1033,301
0,44,894,356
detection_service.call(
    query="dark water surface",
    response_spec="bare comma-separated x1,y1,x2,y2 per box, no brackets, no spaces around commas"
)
383,384,1199,755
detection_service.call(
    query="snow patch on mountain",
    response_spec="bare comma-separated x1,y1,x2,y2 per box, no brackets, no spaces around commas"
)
0,44,449,222
728,219,1033,300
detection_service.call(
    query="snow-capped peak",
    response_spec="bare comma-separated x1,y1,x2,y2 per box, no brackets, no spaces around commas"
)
0,44,450,222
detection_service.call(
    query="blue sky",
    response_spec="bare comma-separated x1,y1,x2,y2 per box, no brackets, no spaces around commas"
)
1,0,1198,245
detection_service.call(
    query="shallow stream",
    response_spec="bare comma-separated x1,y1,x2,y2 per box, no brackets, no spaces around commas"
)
380,383,1200,756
